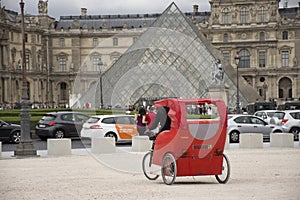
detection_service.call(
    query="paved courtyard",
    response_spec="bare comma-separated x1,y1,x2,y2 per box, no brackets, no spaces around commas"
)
0,147,299,200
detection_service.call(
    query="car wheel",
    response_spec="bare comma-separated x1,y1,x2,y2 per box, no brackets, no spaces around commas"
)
290,127,300,141
105,132,117,142
230,131,239,143
10,131,21,144
54,129,64,138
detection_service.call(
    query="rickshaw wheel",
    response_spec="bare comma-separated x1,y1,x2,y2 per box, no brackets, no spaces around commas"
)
142,151,159,180
161,153,177,185
215,154,230,184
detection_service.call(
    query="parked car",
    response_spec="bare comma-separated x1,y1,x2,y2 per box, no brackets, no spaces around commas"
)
35,111,90,140
81,115,138,143
0,120,21,143
253,110,277,124
269,110,300,141
227,114,283,143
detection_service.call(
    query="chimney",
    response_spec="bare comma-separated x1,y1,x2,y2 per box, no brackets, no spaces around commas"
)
193,5,199,13
284,0,288,8
81,8,87,16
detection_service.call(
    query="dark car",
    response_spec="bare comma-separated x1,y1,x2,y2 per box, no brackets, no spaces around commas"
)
35,111,90,140
0,120,21,143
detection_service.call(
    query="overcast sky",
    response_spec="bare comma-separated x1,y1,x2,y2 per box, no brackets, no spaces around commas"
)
2,0,299,20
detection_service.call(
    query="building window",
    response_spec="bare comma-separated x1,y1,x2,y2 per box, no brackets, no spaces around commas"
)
25,54,30,70
133,37,138,43
93,57,101,71
222,52,230,63
259,51,266,67
60,82,67,100
11,32,14,41
93,38,98,46
258,6,268,23
25,33,28,43
240,49,250,68
59,57,67,72
240,7,249,24
281,51,289,67
60,38,65,47
222,8,231,24
282,31,288,40
113,38,118,46
259,32,265,41
223,33,228,42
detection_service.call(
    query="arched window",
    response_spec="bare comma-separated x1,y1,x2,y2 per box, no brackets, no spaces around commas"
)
282,31,288,40
60,82,67,100
258,6,268,23
223,33,228,42
239,49,251,68
259,32,265,41
222,8,231,24
240,7,249,24
278,77,292,99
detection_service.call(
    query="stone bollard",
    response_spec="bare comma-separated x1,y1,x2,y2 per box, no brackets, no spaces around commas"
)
270,133,294,148
91,137,115,154
132,136,152,152
47,138,72,156
239,133,263,149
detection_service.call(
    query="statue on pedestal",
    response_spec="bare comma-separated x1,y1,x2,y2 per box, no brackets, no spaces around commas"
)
211,59,224,85
38,0,48,15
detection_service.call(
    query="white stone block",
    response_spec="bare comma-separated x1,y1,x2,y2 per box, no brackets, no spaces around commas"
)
270,133,294,148
0,141,2,158
239,133,263,149
132,136,152,152
224,135,230,149
47,139,72,156
91,137,115,154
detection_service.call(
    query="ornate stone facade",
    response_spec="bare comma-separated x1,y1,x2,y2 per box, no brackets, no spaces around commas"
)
0,0,299,109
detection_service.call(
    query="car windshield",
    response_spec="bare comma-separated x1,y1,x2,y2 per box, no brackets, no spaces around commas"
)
87,117,100,123
266,112,275,117
290,112,300,119
273,112,285,119
42,114,56,121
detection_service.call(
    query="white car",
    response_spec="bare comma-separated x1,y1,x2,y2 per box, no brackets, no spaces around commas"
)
270,110,300,141
253,110,277,124
80,115,138,143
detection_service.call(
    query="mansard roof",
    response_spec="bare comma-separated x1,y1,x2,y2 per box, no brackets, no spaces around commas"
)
55,12,210,30
279,7,299,19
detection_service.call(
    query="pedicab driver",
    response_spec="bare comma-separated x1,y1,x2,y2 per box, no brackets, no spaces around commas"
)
146,106,171,147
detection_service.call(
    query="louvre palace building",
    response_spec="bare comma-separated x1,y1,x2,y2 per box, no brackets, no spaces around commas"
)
0,0,299,109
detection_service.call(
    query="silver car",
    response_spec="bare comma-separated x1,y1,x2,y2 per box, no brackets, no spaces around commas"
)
269,110,300,141
253,110,277,124
228,114,283,143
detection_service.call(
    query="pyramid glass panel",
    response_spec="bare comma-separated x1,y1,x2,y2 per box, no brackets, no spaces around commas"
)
74,2,260,109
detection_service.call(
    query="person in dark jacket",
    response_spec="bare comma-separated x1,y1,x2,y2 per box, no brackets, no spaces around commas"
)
147,106,171,136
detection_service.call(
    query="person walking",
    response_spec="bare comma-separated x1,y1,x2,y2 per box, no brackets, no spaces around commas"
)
134,106,147,136
146,106,156,128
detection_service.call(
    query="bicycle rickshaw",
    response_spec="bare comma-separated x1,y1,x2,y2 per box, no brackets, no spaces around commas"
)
142,98,230,185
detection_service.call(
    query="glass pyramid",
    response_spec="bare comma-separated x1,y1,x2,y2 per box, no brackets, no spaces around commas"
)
73,3,260,109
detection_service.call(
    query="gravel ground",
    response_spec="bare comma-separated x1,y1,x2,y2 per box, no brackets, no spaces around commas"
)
0,148,300,200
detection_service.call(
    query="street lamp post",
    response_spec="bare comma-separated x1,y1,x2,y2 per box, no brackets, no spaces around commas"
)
235,54,241,114
98,61,104,109
14,0,37,157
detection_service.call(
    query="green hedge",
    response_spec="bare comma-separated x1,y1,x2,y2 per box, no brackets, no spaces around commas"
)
0,108,134,130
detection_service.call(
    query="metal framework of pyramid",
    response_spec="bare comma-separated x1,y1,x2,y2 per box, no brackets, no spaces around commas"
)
74,3,261,109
